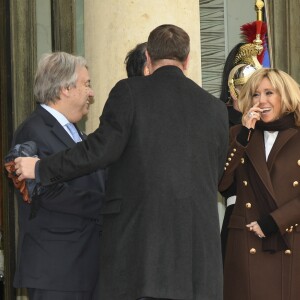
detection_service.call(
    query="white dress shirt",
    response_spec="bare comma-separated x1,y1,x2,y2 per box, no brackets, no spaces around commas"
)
264,131,278,161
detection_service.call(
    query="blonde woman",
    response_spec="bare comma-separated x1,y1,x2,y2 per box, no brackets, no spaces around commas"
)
220,68,300,300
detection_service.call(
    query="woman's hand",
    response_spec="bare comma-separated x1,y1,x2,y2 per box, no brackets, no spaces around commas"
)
246,221,266,238
242,102,263,129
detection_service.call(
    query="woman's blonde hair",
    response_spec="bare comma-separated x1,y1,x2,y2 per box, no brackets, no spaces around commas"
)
238,68,300,126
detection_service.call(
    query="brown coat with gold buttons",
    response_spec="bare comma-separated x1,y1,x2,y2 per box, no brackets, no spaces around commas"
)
219,124,300,300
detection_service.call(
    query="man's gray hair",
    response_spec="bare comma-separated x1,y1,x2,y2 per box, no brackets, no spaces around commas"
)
34,52,87,104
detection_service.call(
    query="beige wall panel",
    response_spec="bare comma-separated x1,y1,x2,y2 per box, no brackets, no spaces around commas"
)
84,0,201,133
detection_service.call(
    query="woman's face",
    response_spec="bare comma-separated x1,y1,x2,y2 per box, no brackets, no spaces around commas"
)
252,77,282,123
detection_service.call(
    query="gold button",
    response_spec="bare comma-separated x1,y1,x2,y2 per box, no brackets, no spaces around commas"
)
250,248,256,254
246,202,252,209
224,167,227,171
293,181,299,187
286,228,289,232
233,148,237,152
225,162,229,166
298,160,300,166
285,249,292,255
243,181,248,186
228,157,232,161
241,158,245,164
295,224,298,227
230,153,234,157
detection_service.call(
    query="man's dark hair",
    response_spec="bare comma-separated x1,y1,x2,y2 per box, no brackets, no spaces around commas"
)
125,42,147,77
147,24,190,63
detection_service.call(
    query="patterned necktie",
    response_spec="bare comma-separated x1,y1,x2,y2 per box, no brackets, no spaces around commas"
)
66,123,82,143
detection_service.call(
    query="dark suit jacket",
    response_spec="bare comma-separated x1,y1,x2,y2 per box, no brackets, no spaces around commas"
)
37,66,228,300
12,105,105,292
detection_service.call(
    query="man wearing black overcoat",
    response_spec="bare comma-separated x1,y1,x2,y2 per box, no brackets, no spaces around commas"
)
15,24,229,300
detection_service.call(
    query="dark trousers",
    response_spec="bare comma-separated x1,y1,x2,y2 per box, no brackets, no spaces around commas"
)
27,288,93,300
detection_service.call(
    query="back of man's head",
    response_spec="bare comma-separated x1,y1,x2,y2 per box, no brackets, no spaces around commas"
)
125,42,147,77
147,24,190,63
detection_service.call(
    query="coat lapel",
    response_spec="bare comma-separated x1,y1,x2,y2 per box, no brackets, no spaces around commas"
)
36,105,77,148
246,128,298,204
246,130,277,201
267,128,297,171
51,122,75,148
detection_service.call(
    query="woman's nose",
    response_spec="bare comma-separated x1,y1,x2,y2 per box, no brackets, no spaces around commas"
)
258,94,266,103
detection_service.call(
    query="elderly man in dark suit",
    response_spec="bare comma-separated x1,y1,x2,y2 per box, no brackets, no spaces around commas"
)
12,52,105,300
15,24,228,300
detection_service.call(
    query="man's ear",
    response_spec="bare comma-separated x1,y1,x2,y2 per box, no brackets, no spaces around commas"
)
145,50,153,74
145,50,150,64
61,86,70,97
183,54,190,71
143,65,150,76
